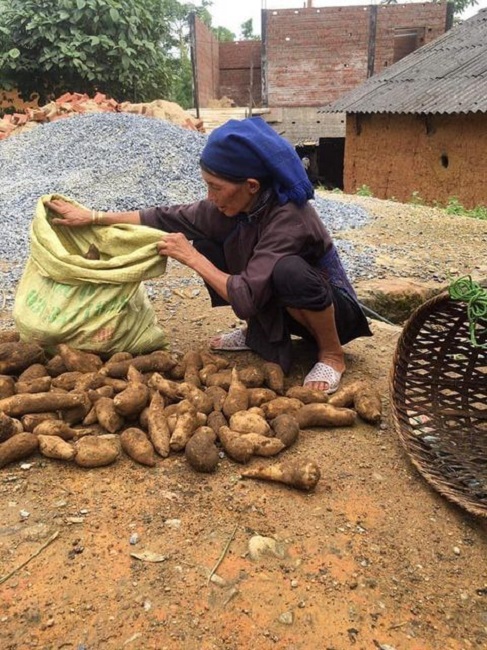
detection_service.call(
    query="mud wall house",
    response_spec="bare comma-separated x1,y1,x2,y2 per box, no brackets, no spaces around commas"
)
321,8,487,209
191,3,451,186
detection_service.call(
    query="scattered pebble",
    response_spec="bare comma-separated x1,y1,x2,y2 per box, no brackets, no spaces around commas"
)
248,535,286,561
278,611,294,625
164,519,181,529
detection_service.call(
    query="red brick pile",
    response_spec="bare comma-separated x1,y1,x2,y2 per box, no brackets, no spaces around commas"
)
0,92,204,140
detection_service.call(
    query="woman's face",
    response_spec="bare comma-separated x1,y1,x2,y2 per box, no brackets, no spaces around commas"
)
201,169,259,217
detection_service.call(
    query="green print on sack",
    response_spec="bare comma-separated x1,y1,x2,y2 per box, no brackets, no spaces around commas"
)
24,288,130,325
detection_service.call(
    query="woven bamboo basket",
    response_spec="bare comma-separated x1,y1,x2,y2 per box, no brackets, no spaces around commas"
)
390,291,487,517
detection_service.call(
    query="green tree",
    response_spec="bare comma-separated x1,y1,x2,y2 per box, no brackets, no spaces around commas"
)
213,26,236,42
240,18,259,40
0,0,175,104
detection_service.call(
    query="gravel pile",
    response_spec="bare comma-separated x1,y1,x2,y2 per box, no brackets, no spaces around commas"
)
0,112,375,309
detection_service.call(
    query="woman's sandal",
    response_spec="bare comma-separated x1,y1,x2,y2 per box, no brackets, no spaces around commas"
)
209,328,250,351
303,362,343,395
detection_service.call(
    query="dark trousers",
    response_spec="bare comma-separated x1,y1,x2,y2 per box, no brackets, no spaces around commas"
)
192,239,371,371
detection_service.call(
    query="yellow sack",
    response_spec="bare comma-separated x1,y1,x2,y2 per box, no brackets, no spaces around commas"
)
13,194,168,355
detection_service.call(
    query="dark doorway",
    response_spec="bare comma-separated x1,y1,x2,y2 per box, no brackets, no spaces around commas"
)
295,143,319,185
317,137,345,190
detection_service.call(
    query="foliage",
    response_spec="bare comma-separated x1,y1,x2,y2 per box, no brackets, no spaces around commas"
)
240,18,259,41
0,0,178,104
213,26,236,42
445,197,487,220
356,185,373,197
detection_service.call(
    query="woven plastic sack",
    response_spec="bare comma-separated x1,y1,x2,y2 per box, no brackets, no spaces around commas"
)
13,194,168,355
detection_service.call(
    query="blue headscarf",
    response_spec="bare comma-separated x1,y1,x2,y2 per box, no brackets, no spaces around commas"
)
200,117,314,206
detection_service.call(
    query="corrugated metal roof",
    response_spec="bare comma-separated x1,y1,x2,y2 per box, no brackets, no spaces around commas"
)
321,9,487,115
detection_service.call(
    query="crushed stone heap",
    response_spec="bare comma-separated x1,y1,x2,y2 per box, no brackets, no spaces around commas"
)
0,112,374,309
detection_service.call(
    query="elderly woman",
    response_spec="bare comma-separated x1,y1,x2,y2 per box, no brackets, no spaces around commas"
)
47,117,371,394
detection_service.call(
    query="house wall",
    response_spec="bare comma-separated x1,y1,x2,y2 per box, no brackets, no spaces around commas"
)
265,106,346,142
344,113,487,209
219,41,262,107
193,4,449,111
192,18,220,108
263,3,449,107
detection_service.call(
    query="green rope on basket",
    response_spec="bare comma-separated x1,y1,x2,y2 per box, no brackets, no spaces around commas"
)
448,276,487,348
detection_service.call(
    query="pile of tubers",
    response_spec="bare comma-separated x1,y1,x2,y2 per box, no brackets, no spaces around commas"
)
0,334,382,490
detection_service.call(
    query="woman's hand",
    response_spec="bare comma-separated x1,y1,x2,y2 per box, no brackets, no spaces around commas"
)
156,233,199,267
44,198,93,227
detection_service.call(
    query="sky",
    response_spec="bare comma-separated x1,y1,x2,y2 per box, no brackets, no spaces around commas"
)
191,0,487,38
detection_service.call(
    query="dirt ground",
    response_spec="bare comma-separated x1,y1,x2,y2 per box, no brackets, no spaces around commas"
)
1,194,486,650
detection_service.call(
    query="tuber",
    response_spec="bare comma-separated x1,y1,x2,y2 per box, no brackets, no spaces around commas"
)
0,341,45,375
52,371,84,391
21,412,59,432
354,386,382,424
240,433,285,457
45,355,67,377
247,387,277,408
0,391,88,417
57,343,103,373
0,432,39,468
328,380,367,408
241,459,321,491
177,382,213,415
0,375,16,400
229,411,271,437
38,435,76,461
0,411,22,443
60,392,92,426
295,403,356,428
148,373,181,402
207,411,228,437
205,385,227,412
205,369,232,390
0,330,20,344
94,397,124,433
113,373,150,418
261,397,303,420
200,351,229,370
120,427,156,466
218,426,254,464
147,392,171,458
238,366,265,388
74,372,106,392
183,351,203,387
75,436,120,468
102,351,177,378
170,410,198,452
262,362,285,394
199,363,218,386
184,428,219,473
18,364,49,382
15,377,52,394
285,386,329,404
270,413,300,448
223,368,249,418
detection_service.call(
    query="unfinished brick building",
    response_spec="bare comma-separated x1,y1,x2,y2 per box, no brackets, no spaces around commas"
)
191,2,452,186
